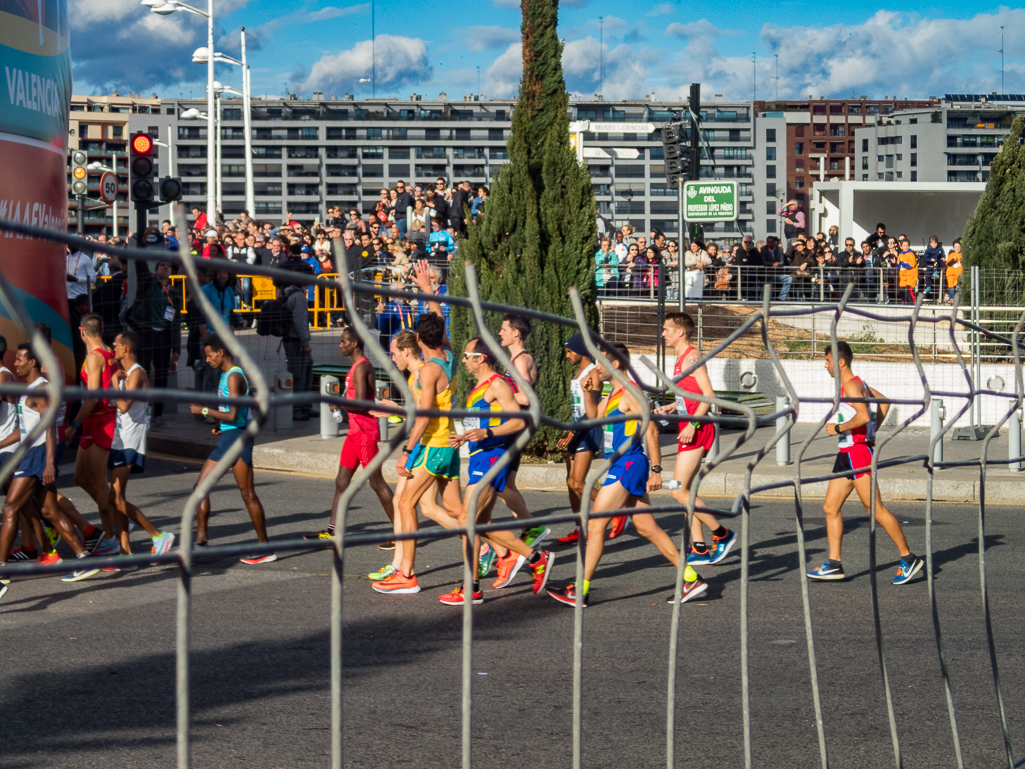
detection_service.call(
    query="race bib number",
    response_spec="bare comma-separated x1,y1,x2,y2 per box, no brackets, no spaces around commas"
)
603,425,614,456
164,305,176,321
571,398,584,420
675,395,687,414
463,417,479,431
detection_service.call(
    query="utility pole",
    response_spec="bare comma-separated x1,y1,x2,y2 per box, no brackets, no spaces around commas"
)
1000,26,1005,95
774,54,779,103
599,18,604,98
77,194,84,235
688,83,701,244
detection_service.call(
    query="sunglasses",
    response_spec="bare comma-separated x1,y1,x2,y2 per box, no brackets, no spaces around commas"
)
463,352,484,359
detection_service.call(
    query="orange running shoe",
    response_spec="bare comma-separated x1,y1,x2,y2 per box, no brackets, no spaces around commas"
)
37,551,62,567
372,570,420,594
609,515,629,539
492,551,527,589
438,584,483,605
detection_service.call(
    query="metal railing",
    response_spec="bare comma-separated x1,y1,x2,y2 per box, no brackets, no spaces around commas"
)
1,209,1023,769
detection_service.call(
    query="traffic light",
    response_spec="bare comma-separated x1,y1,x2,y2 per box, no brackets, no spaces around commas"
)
159,177,183,203
129,132,156,206
661,123,685,186
71,150,88,196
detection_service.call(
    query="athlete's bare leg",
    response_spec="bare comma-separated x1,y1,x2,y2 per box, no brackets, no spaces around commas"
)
671,448,722,546
850,474,910,557
109,466,160,553
73,445,116,537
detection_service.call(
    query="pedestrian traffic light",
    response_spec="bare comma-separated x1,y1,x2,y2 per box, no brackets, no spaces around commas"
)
159,177,183,203
661,122,685,186
129,132,157,206
71,150,88,196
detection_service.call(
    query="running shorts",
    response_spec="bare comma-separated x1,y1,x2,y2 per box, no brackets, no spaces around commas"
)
339,429,379,470
679,422,715,453
208,429,253,467
14,443,59,483
568,425,603,455
411,444,461,480
833,444,872,480
602,451,649,498
79,412,116,451
467,447,510,491
109,448,146,474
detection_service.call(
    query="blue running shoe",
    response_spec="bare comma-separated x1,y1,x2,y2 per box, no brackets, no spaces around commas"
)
891,555,924,585
478,543,498,578
709,529,738,564
807,560,845,581
686,547,713,566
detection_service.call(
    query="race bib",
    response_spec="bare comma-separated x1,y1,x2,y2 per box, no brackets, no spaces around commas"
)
164,305,176,321
571,398,584,420
603,425,614,456
675,395,687,414
463,416,479,431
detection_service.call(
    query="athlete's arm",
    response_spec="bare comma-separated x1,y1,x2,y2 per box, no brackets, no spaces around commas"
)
67,350,104,442
189,370,245,423
43,415,56,486
510,354,535,406
460,378,523,445
410,260,449,347
867,385,890,426
353,358,373,404
825,378,871,436
0,367,13,404
115,367,147,415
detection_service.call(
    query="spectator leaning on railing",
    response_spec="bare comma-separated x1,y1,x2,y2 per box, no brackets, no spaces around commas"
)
945,240,963,304
897,235,918,305
595,237,619,295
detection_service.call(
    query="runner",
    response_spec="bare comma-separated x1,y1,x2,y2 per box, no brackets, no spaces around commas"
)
555,333,603,546
807,342,923,584
188,336,275,564
108,331,175,559
0,344,96,596
656,312,738,567
547,343,707,607
366,330,458,583
373,261,462,595
64,314,121,544
438,338,552,605
304,326,394,543
494,313,549,546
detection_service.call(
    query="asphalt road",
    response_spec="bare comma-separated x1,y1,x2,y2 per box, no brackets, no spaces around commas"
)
1,455,1023,769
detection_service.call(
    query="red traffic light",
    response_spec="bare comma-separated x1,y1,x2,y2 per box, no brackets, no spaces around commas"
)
132,133,154,154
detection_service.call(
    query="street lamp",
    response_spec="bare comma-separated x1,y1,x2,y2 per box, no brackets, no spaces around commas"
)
192,29,254,217
87,159,122,237
142,0,215,222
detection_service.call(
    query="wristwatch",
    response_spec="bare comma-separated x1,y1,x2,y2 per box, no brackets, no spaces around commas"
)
401,446,411,454
651,464,663,473
485,428,494,438
201,407,209,417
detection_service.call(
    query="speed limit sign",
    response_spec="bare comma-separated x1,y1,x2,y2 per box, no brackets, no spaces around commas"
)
99,171,119,205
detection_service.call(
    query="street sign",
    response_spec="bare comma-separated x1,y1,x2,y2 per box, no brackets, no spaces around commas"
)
581,147,642,159
683,180,739,222
589,122,655,133
98,171,119,205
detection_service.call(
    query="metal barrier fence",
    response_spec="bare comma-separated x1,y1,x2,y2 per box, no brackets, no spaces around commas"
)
1,207,1023,769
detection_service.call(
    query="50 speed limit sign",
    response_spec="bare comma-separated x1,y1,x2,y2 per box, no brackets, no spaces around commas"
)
99,171,119,205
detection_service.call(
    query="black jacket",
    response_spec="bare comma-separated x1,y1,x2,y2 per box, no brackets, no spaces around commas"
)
450,189,472,222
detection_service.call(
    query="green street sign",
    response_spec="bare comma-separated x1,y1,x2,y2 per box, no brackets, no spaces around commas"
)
683,180,738,222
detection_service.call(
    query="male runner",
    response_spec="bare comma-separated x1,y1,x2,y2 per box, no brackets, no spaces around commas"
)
367,330,458,583
0,344,96,596
438,338,553,605
188,336,275,564
374,261,462,595
494,313,548,546
656,312,738,566
109,331,175,558
305,326,395,543
807,342,923,584
554,333,603,546
64,314,121,543
547,343,707,607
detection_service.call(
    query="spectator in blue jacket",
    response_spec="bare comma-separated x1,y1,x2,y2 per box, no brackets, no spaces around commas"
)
376,281,415,338
921,235,943,298
300,246,323,302
428,217,455,258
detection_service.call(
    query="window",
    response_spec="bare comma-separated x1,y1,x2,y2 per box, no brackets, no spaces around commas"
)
616,165,645,178
254,182,281,195
885,171,894,181
362,163,384,178
877,172,884,179
862,156,868,169
326,127,356,140
649,146,664,159
729,129,741,142
298,127,318,140
877,155,883,163
222,108,242,121
766,128,776,142
765,147,776,160
862,174,868,180
362,146,384,159
850,104,863,115
766,165,776,179
490,147,508,159
111,126,123,138
388,164,410,177
795,125,805,138
387,128,407,140
488,128,504,141
911,171,917,181
895,154,902,161
366,128,382,139
795,142,804,155
862,138,869,152
389,147,409,159
766,201,777,214
896,171,902,179
795,177,805,189
829,126,845,137
325,146,356,159
454,128,471,140
829,142,844,153
878,136,902,146
910,135,917,149
766,182,776,197
766,219,777,234
829,104,845,115
415,146,447,159
885,155,894,168
425,128,441,140
738,184,751,195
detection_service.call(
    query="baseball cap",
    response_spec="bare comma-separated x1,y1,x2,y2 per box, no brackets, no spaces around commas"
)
205,229,217,237
564,333,589,357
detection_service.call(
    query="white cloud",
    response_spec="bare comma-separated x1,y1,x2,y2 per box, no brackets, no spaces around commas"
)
587,15,627,31
308,3,370,22
647,3,672,16
456,25,520,53
562,37,652,100
484,42,523,97
296,35,432,94
665,19,741,40
493,0,518,7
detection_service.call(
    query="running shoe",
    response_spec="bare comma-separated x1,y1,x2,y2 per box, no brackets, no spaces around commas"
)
478,543,497,578
83,527,103,554
492,552,527,589
378,540,396,551
438,584,483,605
530,550,554,595
686,547,713,566
93,538,121,557
150,532,175,558
547,583,588,608
46,526,59,549
807,560,845,581
892,555,924,585
240,553,277,564
609,515,629,539
0,583,7,601
303,528,333,541
368,563,397,581
61,558,101,583
372,570,420,594
522,526,551,548
556,528,581,545
666,579,708,604
37,551,62,567
8,547,36,562
0,572,9,586
709,529,738,564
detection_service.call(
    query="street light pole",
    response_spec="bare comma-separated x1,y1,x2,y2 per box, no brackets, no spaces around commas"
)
241,26,255,216
112,152,119,237
215,88,222,210
206,0,216,223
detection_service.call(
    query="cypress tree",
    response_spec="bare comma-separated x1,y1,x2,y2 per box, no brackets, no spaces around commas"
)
448,0,598,456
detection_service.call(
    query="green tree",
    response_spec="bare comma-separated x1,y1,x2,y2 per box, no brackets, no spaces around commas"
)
448,0,598,456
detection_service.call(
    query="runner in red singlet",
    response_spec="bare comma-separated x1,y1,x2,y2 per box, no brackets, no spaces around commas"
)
656,312,737,567
305,326,395,543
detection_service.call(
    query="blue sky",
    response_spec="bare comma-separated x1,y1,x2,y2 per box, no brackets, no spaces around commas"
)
70,0,1025,102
